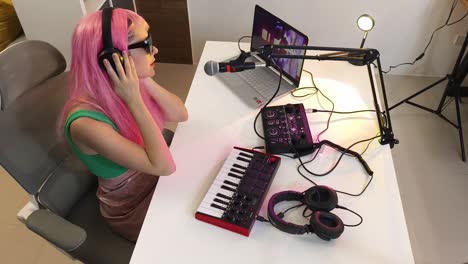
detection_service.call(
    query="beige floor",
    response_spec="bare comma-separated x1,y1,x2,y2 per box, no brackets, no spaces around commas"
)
1,63,467,264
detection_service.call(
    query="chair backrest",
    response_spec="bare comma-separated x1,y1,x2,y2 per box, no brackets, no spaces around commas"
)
0,40,66,110
0,40,68,195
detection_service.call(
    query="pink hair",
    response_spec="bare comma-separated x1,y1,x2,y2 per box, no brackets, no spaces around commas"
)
58,8,165,147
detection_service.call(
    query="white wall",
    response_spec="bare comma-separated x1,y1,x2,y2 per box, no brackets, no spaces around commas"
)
187,0,468,77
12,0,84,70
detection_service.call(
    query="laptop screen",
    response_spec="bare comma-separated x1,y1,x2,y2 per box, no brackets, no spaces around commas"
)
250,5,309,87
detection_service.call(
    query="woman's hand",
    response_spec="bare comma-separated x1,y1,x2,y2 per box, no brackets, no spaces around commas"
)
104,52,142,107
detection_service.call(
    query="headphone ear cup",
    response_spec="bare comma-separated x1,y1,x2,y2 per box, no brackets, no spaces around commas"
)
309,211,344,241
98,48,124,74
304,185,338,212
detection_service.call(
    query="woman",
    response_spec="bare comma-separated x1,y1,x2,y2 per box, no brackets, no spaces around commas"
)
58,8,188,242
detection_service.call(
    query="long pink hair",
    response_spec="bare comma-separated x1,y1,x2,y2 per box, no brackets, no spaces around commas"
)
58,8,165,146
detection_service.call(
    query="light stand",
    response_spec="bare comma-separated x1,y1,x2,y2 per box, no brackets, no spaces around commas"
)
388,32,468,161
258,44,398,148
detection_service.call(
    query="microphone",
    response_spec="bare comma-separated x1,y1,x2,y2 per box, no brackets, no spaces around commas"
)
204,60,266,76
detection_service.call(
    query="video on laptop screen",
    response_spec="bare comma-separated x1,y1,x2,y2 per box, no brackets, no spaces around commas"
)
251,5,309,86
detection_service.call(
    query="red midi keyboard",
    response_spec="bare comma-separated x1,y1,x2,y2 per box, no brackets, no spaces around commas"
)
195,147,281,236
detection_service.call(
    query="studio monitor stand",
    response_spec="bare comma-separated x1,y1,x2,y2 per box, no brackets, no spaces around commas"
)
389,32,468,161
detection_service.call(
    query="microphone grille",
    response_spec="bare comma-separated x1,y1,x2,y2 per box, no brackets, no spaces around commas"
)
204,61,219,76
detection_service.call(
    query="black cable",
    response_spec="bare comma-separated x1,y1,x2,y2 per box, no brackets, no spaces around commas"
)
291,69,318,98
315,88,335,143
302,206,313,218
336,205,364,227
280,203,306,217
256,215,270,223
447,12,468,26
291,87,318,98
305,107,381,154
237,36,251,52
294,135,380,197
383,0,467,74
300,206,363,227
253,59,284,140
311,109,376,114
296,137,375,177
299,70,381,156
251,146,295,158
297,70,335,143
359,134,377,156
277,153,296,159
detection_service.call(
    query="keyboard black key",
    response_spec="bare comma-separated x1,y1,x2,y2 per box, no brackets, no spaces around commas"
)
221,185,236,193
211,203,227,211
224,180,239,187
230,168,245,175
227,172,243,180
239,152,254,159
214,198,230,206
216,193,232,201
233,163,248,170
237,157,251,163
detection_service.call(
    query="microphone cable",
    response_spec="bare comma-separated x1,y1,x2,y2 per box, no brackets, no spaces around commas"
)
237,35,252,53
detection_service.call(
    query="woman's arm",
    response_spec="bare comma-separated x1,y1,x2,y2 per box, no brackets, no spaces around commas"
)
71,101,175,176
143,77,188,122
70,53,176,176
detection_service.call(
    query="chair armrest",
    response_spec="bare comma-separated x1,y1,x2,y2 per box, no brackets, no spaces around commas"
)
26,209,86,252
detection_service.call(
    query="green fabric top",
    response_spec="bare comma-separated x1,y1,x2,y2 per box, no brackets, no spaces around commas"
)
64,110,128,179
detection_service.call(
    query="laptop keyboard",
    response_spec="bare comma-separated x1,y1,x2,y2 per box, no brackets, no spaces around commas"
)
238,68,290,100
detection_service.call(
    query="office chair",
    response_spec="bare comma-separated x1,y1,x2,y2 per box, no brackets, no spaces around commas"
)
0,40,174,263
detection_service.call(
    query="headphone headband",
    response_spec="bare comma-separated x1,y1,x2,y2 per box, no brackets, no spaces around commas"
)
102,7,114,50
267,186,345,240
267,191,309,235
98,7,124,72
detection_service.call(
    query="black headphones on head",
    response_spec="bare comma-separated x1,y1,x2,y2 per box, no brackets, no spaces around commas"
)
98,7,124,74
267,185,361,241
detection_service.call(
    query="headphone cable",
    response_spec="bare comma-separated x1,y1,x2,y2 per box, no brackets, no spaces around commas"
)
336,205,364,227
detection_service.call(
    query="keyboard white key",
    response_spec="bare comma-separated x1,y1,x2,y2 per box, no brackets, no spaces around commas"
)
196,148,255,219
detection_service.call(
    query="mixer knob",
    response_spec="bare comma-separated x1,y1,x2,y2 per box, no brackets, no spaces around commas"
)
265,110,276,118
268,128,279,136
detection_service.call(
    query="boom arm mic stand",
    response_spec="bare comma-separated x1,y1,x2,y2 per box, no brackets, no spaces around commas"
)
258,44,398,148
387,32,468,161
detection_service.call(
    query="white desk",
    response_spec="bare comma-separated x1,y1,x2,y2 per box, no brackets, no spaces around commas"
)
130,41,414,264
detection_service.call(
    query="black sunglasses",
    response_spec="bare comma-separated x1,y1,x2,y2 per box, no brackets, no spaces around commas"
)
128,33,153,54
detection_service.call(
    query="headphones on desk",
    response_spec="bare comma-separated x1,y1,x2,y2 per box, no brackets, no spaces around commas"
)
98,7,125,74
266,185,362,241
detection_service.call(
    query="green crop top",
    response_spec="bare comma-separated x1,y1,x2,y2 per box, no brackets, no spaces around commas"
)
64,110,128,178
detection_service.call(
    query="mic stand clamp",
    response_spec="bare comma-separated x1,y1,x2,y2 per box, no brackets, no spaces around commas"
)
231,50,251,64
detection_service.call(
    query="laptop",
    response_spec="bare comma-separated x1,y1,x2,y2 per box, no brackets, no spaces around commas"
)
218,5,309,108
